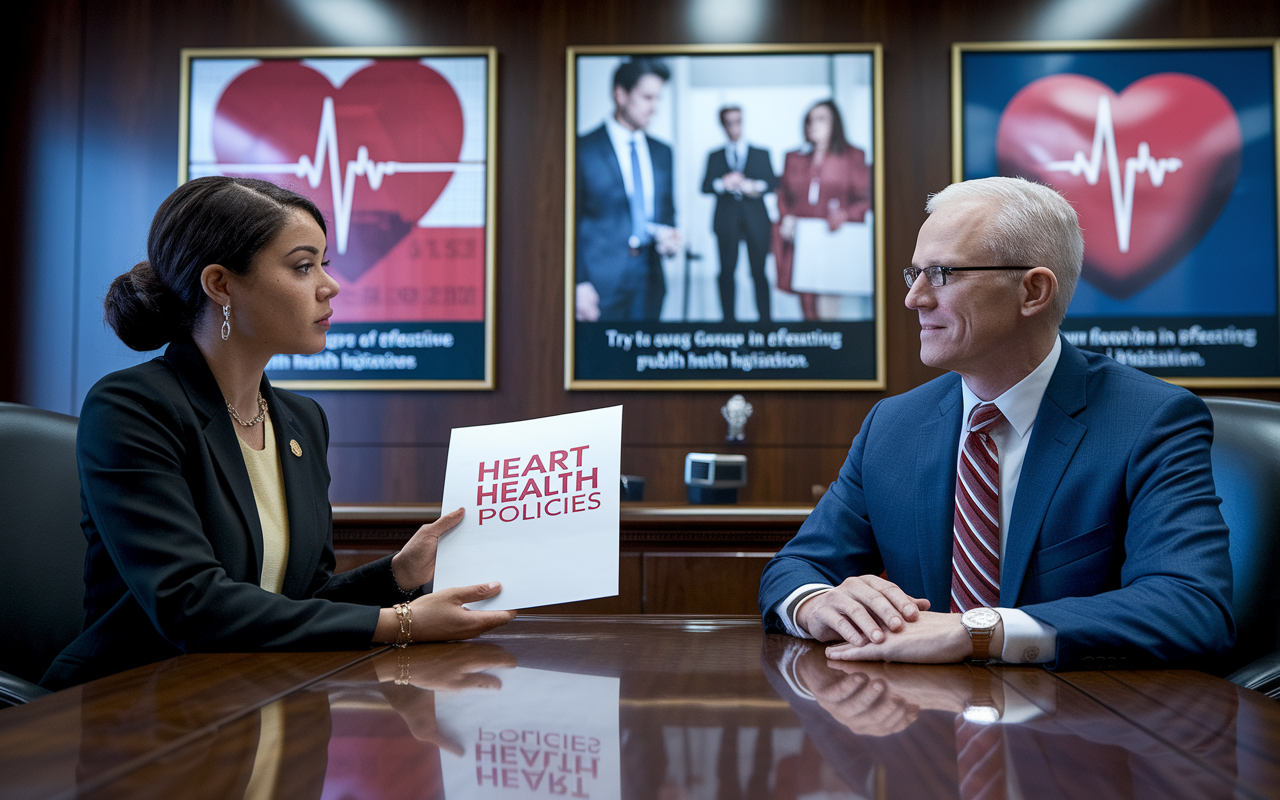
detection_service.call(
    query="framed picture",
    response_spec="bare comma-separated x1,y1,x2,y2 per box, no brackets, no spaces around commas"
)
954,39,1280,387
565,45,885,390
180,46,497,389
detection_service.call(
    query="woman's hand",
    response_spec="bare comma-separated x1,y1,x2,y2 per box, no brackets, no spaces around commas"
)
780,215,797,242
374,581,516,644
826,205,847,232
391,507,464,591
417,582,517,640
371,642,518,755
372,641,517,691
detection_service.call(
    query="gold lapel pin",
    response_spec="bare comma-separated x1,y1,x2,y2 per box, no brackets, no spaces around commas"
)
290,440,303,457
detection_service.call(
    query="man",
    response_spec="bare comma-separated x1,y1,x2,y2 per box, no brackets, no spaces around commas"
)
575,58,681,322
701,106,777,321
759,176,1234,669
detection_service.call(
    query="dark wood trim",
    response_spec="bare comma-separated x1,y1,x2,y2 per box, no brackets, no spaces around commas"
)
333,503,811,551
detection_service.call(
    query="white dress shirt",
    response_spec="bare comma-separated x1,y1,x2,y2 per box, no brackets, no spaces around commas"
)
604,115,654,221
712,140,768,195
780,338,1063,664
725,139,746,171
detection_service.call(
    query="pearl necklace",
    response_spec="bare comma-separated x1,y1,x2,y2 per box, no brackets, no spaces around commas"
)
227,392,268,427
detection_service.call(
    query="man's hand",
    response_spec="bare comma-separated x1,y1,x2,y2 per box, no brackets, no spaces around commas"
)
722,171,746,193
796,655,984,736
824,611,1004,664
576,282,601,321
795,650,920,736
653,225,683,257
391,507,463,590
796,575,930,645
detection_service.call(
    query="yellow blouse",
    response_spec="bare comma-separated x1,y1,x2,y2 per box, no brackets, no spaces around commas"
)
237,413,291,594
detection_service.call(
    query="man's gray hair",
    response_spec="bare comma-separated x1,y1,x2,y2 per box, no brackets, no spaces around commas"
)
926,176,1083,326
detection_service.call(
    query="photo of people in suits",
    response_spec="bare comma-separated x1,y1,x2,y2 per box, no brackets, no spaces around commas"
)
569,49,882,387
702,106,778,322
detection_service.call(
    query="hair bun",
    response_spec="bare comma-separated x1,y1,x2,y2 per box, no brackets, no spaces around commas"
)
103,260,188,351
106,177,325,349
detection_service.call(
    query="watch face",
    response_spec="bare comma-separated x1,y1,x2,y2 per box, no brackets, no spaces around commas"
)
962,607,1000,630
963,705,1001,724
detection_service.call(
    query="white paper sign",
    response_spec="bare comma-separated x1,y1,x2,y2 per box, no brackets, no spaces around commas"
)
435,406,622,610
790,211,875,295
435,667,621,800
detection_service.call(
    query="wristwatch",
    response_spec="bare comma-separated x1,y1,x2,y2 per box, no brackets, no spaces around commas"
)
961,607,1001,664
962,666,1002,723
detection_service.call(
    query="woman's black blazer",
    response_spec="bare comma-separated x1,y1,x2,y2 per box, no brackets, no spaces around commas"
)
43,338,404,689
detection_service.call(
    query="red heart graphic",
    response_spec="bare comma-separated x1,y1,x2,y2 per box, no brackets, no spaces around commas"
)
996,73,1242,299
212,61,464,283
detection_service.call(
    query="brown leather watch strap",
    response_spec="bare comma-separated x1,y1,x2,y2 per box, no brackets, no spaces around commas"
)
968,628,993,664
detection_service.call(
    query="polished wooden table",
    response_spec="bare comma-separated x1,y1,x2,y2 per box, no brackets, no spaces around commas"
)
1,617,1277,799
332,505,813,614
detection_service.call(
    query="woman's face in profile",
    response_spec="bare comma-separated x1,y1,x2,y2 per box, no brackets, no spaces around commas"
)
232,210,338,357
805,104,834,149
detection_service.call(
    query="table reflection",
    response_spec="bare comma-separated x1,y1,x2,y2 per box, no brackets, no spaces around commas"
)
80,644,517,800
320,643,521,800
762,636,1241,799
29,618,1263,800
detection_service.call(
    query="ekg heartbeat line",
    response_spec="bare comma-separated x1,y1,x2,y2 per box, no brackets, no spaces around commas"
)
1044,95,1182,253
194,97,483,255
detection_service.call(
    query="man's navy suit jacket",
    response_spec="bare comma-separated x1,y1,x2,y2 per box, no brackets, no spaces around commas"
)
575,123,675,309
700,144,776,242
760,339,1235,669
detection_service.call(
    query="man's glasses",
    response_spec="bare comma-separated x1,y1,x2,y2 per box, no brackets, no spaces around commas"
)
903,265,1032,289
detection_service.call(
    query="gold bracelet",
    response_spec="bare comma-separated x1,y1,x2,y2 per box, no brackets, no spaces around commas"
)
395,651,411,685
394,604,407,648
395,603,409,648
393,602,413,648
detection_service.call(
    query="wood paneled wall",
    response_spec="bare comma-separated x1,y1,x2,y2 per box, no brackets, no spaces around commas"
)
0,5,47,403
5,0,1280,503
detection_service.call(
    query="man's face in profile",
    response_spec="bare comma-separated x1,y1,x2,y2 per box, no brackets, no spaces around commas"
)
906,200,1023,378
613,74,664,131
721,109,743,142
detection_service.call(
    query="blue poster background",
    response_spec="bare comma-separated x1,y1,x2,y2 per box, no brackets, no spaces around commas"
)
961,47,1277,320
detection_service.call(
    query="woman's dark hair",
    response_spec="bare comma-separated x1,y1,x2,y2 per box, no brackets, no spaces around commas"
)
104,176,327,351
804,100,852,155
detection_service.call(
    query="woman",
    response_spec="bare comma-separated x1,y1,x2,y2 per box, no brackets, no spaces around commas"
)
772,100,873,321
41,176,514,690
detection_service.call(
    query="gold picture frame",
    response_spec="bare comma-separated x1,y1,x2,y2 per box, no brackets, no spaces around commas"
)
953,38,1280,388
180,46,498,390
565,44,886,391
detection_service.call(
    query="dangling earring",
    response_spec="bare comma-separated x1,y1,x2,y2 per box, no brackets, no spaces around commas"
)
221,304,231,341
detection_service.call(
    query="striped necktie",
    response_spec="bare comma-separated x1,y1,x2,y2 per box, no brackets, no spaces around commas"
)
955,715,1008,800
952,402,1004,612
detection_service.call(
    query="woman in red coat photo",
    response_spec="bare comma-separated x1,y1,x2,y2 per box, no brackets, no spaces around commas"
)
773,100,873,321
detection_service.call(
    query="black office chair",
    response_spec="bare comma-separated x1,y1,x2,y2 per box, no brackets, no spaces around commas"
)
1203,397,1280,697
0,402,86,706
